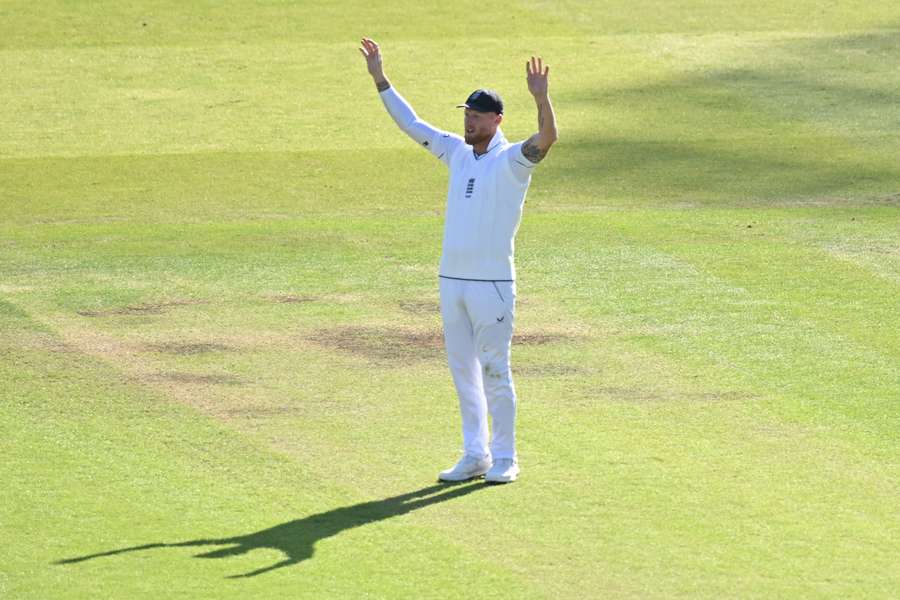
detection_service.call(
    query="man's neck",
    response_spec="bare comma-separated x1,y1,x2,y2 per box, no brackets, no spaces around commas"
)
473,129,499,156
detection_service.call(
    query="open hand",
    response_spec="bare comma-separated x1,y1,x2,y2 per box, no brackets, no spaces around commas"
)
526,56,550,98
359,38,385,79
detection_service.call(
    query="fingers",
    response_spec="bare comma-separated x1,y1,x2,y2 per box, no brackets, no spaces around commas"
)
360,37,379,56
527,56,549,77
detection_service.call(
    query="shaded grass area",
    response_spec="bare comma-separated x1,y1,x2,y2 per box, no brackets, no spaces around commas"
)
3,32,898,216
558,30,900,206
55,482,489,579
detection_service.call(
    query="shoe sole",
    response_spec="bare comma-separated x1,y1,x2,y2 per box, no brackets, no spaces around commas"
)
484,472,519,484
438,470,488,482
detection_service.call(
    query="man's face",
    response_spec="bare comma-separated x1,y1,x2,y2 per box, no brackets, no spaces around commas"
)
464,108,502,146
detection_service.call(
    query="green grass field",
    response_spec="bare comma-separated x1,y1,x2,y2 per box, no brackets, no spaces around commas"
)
2,1,899,598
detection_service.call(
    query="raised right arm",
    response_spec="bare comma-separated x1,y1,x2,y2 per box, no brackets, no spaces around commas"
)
359,37,462,161
359,37,391,92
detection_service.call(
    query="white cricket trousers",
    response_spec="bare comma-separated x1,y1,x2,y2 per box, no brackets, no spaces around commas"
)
439,277,517,460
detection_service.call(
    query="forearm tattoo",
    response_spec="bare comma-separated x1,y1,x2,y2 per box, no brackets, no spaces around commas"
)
376,79,390,92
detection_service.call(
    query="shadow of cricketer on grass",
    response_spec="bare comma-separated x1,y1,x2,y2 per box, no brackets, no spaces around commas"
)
55,481,486,578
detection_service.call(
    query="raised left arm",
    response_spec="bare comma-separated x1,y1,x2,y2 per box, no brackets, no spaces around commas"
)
521,56,558,163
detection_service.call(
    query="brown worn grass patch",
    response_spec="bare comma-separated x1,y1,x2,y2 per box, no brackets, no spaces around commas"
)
146,342,234,355
152,372,243,386
307,327,444,363
77,299,206,318
7,331,79,355
515,332,571,345
306,326,578,364
31,317,258,423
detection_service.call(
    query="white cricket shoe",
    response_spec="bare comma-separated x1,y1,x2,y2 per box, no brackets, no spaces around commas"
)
485,458,520,483
438,455,491,482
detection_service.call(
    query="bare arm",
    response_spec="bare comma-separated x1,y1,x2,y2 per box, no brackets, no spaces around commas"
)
521,56,559,163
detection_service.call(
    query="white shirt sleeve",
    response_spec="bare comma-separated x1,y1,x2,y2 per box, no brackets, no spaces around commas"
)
506,142,538,183
379,86,464,167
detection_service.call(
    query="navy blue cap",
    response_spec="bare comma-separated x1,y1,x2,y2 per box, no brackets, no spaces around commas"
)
456,89,504,114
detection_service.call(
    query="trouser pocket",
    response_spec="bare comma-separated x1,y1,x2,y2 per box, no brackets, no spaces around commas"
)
490,281,516,323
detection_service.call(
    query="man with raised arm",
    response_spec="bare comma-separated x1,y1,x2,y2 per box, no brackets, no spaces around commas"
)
358,37,558,483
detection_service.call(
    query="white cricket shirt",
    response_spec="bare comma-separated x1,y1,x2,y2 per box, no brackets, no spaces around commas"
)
379,87,538,281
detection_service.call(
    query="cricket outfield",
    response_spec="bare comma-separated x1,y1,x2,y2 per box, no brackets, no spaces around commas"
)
1,1,898,598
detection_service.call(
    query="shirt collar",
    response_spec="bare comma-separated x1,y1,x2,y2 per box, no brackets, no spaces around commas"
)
489,128,506,150
474,128,506,159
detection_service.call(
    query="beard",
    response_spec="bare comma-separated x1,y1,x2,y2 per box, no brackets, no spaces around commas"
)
464,129,492,146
